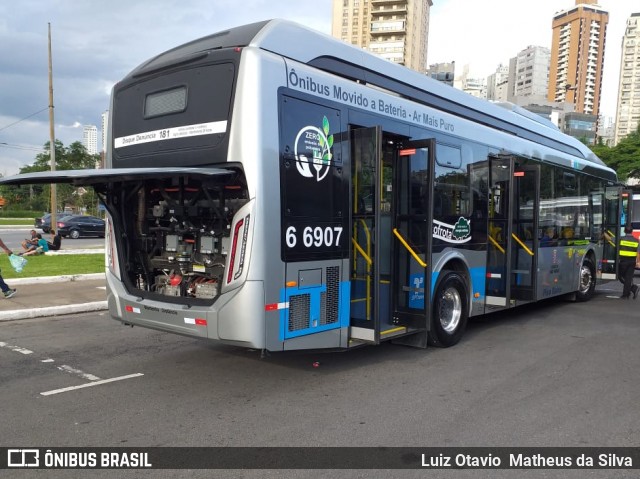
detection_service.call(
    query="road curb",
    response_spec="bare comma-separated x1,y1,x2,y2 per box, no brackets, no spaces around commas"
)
0,301,108,322
8,272,106,285
1,273,108,321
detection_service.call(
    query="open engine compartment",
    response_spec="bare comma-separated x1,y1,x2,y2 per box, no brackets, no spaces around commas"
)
106,169,248,304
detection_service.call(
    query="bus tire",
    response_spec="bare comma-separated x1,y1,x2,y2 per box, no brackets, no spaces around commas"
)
428,271,468,348
575,257,596,302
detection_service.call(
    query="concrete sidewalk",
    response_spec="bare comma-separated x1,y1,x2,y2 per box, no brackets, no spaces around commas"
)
0,273,108,321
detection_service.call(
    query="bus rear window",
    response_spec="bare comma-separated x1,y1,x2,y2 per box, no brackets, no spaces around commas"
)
144,87,187,118
112,61,236,167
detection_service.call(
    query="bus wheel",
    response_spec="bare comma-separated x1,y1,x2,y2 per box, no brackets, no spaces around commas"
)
428,271,468,348
576,258,596,302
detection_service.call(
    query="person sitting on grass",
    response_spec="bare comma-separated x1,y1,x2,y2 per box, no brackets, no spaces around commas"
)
47,229,62,251
21,229,38,251
21,233,49,256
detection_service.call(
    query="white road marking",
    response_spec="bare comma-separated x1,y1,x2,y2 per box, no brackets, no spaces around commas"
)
0,342,33,355
57,365,101,381
2,340,144,396
40,373,144,396
97,286,106,290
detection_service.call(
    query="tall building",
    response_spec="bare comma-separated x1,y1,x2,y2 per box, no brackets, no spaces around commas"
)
331,0,432,73
598,115,615,146
486,64,510,101
101,110,109,153
614,13,640,145
514,46,550,99
82,125,98,155
547,0,608,117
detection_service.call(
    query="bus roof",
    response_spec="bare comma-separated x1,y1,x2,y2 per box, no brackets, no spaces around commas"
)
128,19,612,175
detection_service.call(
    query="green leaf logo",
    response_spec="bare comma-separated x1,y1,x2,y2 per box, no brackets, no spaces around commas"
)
322,116,333,164
453,217,471,240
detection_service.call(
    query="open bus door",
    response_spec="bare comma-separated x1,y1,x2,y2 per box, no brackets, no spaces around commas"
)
601,187,631,280
631,192,640,241
348,127,433,347
485,156,539,309
348,127,381,344
390,139,434,348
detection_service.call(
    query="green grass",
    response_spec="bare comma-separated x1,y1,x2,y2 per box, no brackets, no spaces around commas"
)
0,218,36,226
1,253,105,279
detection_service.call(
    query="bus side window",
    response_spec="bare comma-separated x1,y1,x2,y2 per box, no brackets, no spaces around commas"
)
433,190,451,217
434,144,469,220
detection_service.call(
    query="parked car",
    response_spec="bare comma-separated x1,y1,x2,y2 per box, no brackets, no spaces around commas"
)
56,215,106,239
34,213,46,229
38,213,73,233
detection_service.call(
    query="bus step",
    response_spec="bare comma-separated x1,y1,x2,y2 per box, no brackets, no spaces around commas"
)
379,326,409,341
349,326,420,344
350,326,375,342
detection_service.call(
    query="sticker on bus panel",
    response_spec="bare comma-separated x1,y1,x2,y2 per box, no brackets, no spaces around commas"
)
294,116,334,182
433,217,472,243
114,121,227,149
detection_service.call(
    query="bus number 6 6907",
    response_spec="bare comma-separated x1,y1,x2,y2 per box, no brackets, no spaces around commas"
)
285,225,343,249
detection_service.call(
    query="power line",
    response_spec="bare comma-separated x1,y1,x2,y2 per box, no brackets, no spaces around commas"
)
0,107,49,133
0,142,45,153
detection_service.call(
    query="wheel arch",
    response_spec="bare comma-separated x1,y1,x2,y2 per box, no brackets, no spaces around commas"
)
429,253,471,348
573,246,598,302
431,250,472,303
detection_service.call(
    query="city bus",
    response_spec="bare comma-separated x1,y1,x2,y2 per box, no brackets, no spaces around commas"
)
0,19,629,352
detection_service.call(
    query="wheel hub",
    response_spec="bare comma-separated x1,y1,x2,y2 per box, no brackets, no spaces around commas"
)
439,287,462,333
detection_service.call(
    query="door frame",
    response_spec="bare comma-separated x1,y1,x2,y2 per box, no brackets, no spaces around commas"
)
390,139,434,340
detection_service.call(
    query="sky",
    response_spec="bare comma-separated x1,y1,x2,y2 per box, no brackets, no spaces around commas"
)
0,0,637,177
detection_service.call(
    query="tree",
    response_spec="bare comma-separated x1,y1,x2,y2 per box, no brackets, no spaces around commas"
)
609,126,640,181
590,125,640,183
3,140,100,212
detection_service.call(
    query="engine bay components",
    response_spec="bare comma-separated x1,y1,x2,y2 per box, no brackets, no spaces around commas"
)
107,170,248,304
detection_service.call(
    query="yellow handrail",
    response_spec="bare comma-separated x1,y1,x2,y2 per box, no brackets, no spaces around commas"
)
393,228,427,268
351,238,372,265
352,219,373,321
488,235,505,254
604,229,616,248
511,233,534,256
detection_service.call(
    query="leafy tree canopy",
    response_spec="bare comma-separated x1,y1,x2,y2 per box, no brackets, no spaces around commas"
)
1,140,100,213
591,125,640,183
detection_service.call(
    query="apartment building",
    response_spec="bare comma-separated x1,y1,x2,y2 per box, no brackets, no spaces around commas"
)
547,0,608,117
82,125,98,155
331,0,432,73
515,45,551,99
614,13,640,145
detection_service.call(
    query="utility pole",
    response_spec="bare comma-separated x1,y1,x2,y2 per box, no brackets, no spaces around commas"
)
48,23,57,228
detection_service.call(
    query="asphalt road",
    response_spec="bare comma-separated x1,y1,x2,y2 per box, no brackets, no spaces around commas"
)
0,228,104,251
0,283,639,479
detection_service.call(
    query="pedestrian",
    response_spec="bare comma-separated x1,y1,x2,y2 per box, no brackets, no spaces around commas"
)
0,236,17,298
617,224,639,299
47,229,62,251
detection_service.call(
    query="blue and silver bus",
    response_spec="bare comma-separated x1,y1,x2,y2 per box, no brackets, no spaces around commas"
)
1,20,627,352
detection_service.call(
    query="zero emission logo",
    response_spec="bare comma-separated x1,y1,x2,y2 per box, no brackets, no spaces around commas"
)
294,116,334,182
